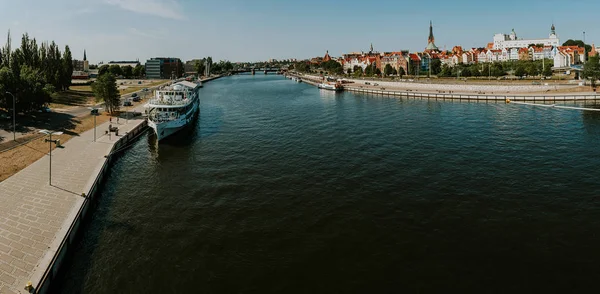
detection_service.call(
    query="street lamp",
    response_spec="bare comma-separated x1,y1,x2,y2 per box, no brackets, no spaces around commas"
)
39,130,63,186
5,91,15,141
88,107,103,142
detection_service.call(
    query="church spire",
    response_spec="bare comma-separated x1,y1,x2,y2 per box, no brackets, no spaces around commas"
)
428,21,435,44
83,49,86,61
370,43,373,52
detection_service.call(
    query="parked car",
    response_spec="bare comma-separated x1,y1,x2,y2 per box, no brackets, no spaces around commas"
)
123,100,133,106
143,88,149,91
365,82,371,85
131,93,138,97
373,83,379,86
132,96,141,102
38,106,51,113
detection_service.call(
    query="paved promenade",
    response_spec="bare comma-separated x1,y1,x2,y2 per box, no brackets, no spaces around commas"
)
0,117,145,293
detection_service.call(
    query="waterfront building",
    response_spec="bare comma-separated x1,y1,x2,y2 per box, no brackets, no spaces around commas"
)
554,50,572,68
145,57,184,79
408,53,421,75
380,51,409,75
518,48,530,61
492,24,559,50
477,50,488,63
460,52,473,64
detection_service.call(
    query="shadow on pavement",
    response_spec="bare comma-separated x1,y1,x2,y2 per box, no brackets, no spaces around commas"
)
0,111,80,136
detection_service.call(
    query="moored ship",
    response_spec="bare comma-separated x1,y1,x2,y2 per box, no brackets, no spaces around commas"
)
146,81,200,141
318,82,343,92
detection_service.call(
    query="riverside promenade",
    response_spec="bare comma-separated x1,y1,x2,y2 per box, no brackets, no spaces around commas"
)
0,116,146,293
291,73,600,101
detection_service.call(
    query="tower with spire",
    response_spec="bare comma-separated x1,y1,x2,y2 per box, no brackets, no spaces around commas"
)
83,49,86,61
425,21,439,52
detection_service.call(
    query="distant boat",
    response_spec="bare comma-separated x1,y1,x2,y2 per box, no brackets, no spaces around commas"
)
318,82,343,91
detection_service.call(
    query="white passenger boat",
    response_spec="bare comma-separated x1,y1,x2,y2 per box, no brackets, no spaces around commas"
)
146,81,200,141
318,82,343,92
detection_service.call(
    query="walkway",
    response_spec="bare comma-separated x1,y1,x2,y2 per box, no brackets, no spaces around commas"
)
0,117,145,293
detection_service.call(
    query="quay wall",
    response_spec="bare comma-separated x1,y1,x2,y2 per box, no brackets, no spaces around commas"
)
288,73,600,102
34,120,148,294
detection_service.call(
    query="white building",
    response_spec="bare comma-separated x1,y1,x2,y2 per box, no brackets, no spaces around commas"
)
554,51,572,68
493,25,560,50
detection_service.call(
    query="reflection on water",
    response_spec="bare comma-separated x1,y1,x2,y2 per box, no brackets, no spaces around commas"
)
56,74,600,293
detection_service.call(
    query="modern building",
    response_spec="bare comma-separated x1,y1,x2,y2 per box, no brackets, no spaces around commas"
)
492,25,560,50
72,59,89,72
145,57,184,79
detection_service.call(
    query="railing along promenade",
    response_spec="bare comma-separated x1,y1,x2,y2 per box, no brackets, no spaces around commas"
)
291,74,600,102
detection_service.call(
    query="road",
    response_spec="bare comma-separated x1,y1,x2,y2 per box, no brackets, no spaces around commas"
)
0,80,172,143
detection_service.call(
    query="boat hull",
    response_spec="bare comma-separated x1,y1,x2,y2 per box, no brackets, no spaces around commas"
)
149,100,199,141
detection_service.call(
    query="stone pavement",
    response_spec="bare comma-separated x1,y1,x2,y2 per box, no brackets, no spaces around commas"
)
0,117,145,294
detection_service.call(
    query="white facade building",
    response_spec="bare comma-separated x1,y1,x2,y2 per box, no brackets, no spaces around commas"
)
492,25,560,50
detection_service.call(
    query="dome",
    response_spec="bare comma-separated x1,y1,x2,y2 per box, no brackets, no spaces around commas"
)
173,84,184,91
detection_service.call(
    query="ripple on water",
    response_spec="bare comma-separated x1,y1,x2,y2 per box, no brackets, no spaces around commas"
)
56,74,600,293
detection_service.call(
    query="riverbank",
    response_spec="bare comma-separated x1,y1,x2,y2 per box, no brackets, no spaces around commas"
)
289,73,598,100
0,75,221,294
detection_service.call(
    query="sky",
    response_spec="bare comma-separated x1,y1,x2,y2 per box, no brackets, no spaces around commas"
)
0,0,599,64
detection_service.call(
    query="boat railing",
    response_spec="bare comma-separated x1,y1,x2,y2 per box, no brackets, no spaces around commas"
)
148,98,188,106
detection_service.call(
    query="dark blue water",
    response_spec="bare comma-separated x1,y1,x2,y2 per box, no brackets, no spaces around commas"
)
57,74,600,293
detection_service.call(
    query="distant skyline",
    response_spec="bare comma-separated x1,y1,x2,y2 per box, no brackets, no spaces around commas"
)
0,0,599,63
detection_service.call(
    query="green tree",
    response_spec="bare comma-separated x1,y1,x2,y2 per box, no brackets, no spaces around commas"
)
526,63,538,76
583,55,600,88
353,66,363,77
133,64,144,77
398,67,405,78
384,64,394,76
365,64,374,76
92,73,120,113
461,67,472,77
60,45,73,90
109,64,122,76
194,60,205,77
122,65,133,78
542,65,552,77
439,64,452,77
346,68,352,74
98,64,109,76
515,66,526,77
430,58,441,75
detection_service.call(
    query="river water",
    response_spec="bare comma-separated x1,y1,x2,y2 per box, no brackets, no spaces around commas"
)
56,74,600,293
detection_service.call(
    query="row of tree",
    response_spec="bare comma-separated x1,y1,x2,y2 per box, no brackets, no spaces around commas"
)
194,57,235,76
439,59,554,78
0,31,73,113
98,64,145,79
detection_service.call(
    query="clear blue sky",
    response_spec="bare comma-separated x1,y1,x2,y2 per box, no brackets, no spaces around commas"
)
0,0,598,63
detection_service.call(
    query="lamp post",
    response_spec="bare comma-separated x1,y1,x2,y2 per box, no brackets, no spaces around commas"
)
39,130,63,185
5,91,15,141
88,107,103,141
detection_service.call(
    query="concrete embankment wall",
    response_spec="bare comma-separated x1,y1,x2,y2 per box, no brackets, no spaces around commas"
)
35,120,148,294
288,73,600,102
